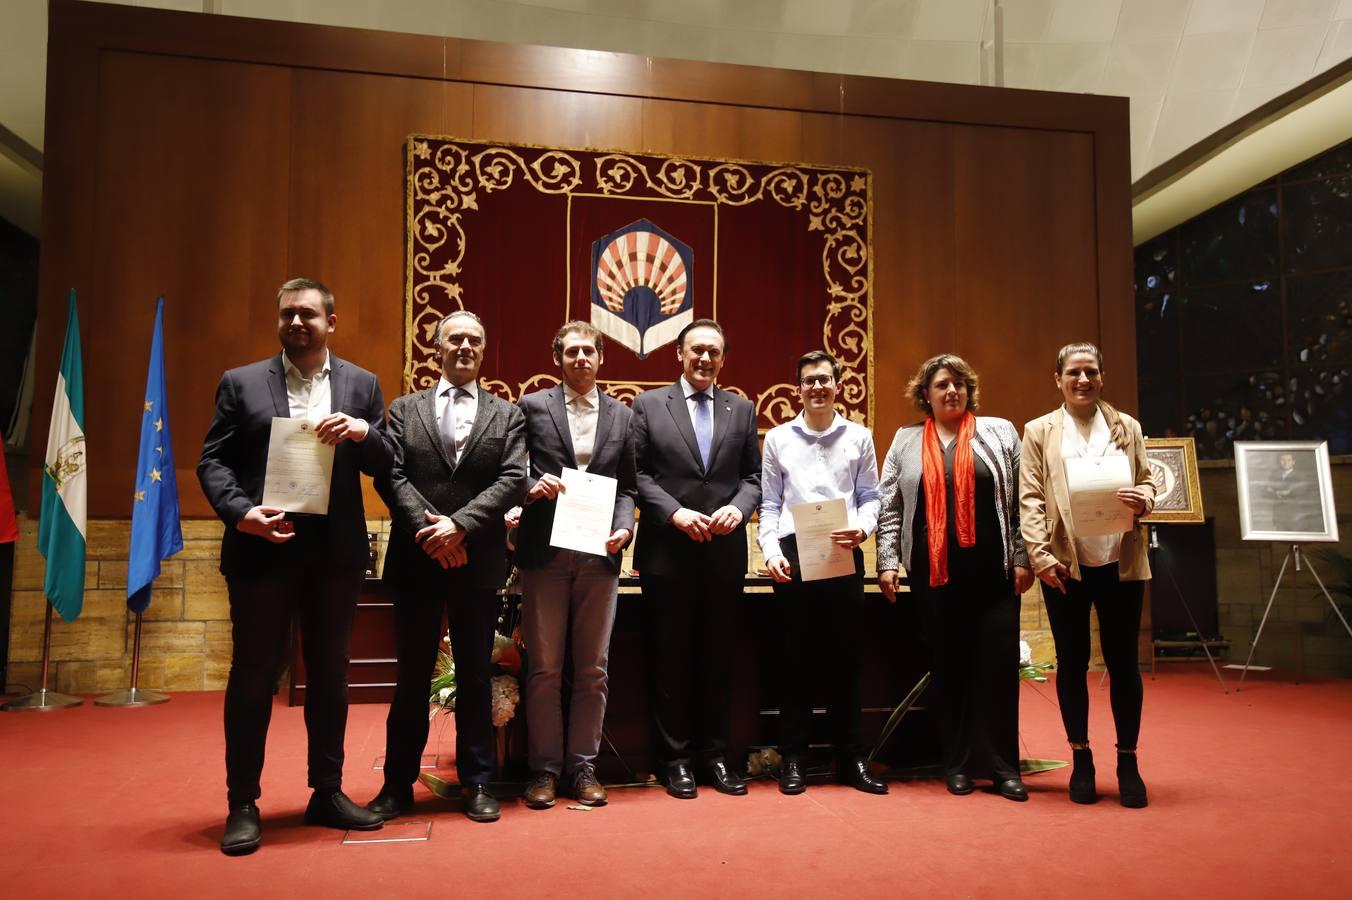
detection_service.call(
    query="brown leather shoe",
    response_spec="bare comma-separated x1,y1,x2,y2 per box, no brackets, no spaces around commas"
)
571,767,608,806
523,773,557,809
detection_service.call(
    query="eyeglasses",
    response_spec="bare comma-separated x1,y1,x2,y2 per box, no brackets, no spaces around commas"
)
799,374,835,387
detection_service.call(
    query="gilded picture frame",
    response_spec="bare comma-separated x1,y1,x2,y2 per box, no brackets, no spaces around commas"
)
1142,437,1205,524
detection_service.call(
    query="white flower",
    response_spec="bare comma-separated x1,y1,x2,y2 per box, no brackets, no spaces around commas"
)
490,632,513,665
490,674,520,726
1019,640,1032,667
439,687,452,702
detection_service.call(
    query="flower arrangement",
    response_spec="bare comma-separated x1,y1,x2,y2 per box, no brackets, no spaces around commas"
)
1018,639,1053,683
429,629,525,726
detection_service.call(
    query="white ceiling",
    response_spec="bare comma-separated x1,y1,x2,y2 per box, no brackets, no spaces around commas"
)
2,0,1352,238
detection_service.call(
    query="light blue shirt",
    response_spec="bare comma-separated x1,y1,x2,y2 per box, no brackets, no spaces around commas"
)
758,412,881,562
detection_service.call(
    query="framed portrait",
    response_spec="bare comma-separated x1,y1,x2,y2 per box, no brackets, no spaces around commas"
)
1234,441,1340,543
1142,437,1205,524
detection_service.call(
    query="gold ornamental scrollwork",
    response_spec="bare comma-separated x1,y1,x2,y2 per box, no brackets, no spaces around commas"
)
407,137,871,425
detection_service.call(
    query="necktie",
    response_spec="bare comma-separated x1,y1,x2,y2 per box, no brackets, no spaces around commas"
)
440,386,460,461
693,392,712,469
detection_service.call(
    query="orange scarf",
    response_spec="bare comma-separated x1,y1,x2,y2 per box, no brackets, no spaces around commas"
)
922,412,976,587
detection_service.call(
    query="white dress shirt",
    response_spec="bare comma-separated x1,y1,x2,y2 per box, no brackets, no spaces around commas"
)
437,376,479,463
563,383,600,471
1060,405,1124,567
758,412,881,562
283,351,332,420
679,375,716,442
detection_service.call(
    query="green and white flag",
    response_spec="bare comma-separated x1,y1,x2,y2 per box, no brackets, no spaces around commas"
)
39,290,87,622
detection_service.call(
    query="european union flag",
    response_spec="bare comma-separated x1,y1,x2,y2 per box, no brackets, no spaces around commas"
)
128,297,183,614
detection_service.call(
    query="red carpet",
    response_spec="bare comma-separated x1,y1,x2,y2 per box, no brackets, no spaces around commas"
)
2,668,1350,898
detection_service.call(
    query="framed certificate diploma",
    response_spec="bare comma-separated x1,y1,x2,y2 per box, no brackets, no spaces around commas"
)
1064,455,1133,537
261,417,335,515
789,497,855,582
549,468,617,557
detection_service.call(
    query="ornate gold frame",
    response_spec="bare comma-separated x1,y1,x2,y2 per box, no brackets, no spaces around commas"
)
406,135,874,427
1142,437,1205,524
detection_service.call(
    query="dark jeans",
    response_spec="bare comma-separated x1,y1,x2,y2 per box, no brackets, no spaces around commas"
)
224,552,361,804
640,572,742,766
773,536,865,761
912,566,1021,781
1042,562,1145,750
383,584,499,789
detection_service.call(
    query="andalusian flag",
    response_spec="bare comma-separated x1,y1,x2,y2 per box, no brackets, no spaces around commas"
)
127,297,182,613
39,290,87,622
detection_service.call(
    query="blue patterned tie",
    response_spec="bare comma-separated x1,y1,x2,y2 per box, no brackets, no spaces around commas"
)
693,391,712,469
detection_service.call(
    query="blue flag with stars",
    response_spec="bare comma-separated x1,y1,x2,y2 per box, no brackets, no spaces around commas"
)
128,297,183,613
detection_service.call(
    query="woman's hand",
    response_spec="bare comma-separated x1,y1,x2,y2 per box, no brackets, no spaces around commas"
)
766,555,792,583
1117,485,1151,516
1037,562,1070,593
1013,565,1034,595
878,569,901,603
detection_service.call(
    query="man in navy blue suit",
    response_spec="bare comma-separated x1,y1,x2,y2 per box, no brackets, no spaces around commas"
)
198,278,390,855
630,318,761,799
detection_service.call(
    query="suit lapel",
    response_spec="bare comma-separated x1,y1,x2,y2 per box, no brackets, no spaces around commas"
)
1046,414,1071,514
415,386,454,472
328,356,347,415
458,384,497,463
546,385,577,468
592,392,615,457
266,353,290,418
665,384,704,470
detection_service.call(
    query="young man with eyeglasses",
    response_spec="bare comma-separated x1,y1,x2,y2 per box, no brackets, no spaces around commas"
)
758,350,887,795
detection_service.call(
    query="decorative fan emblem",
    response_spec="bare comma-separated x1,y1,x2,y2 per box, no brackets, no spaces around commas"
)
590,219,693,359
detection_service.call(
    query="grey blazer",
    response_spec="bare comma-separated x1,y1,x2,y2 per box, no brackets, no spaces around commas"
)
876,416,1030,575
515,385,637,573
378,382,528,591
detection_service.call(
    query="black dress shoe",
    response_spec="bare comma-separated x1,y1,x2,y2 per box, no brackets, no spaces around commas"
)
997,778,1029,802
462,784,501,822
664,762,698,799
220,802,261,856
779,759,806,795
365,788,414,821
839,758,888,795
702,758,748,796
945,773,975,796
304,790,384,830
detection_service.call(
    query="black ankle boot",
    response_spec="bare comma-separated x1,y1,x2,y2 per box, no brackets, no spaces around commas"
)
1116,750,1148,808
1069,747,1097,804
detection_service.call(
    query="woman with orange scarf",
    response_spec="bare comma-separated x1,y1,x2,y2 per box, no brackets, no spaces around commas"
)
877,355,1034,801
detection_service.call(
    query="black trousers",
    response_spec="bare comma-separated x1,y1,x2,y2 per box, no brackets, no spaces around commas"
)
773,536,865,761
640,572,742,766
224,546,361,805
383,583,499,789
1042,562,1145,750
912,566,1021,782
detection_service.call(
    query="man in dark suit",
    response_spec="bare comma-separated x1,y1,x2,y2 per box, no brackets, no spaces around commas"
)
631,318,761,799
366,310,527,823
516,321,637,810
198,278,389,855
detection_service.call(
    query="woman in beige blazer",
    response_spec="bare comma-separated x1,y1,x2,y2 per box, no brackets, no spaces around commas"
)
1019,342,1155,809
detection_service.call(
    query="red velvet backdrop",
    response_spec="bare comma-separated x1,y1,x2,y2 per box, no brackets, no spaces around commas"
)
408,137,872,428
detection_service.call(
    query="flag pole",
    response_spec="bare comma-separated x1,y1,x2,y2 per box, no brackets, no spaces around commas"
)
2,602,83,711
95,611,168,707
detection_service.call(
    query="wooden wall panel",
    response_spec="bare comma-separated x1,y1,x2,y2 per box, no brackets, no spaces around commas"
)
950,125,1099,430
35,0,1133,517
89,51,293,518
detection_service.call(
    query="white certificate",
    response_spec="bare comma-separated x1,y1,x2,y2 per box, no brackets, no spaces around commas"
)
261,417,335,515
1064,456,1133,536
790,497,855,582
549,468,617,557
